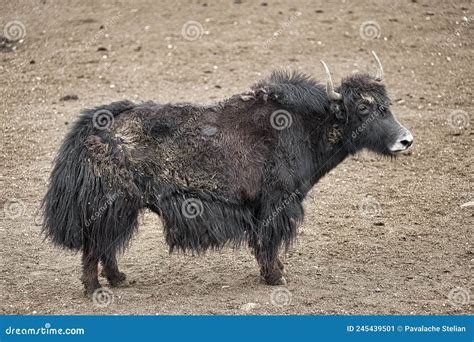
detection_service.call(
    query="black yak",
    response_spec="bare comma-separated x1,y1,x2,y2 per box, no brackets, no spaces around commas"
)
42,52,413,295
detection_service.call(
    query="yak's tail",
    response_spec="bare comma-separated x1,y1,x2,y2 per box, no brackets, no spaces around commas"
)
41,100,141,252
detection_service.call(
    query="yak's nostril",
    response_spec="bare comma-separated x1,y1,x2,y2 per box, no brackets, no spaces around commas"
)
400,139,413,148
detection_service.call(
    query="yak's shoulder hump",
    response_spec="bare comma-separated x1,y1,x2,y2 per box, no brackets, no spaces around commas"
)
250,70,328,116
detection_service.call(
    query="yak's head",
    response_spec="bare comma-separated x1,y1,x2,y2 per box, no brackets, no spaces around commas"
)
321,52,413,156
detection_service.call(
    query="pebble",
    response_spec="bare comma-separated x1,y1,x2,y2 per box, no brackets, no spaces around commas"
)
240,302,258,311
59,94,79,101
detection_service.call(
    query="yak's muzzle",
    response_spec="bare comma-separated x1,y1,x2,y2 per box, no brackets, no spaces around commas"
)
390,127,413,153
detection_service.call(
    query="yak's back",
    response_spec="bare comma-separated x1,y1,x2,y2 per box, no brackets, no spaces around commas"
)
107,97,275,201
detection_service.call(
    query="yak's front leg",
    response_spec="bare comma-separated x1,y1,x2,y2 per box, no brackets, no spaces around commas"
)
100,251,127,287
276,257,285,273
80,245,101,295
252,241,287,285
259,256,285,274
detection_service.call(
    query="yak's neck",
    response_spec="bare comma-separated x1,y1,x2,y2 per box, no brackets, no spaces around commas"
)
306,125,349,189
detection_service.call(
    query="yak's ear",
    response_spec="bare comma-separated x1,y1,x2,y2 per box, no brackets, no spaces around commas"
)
330,102,345,121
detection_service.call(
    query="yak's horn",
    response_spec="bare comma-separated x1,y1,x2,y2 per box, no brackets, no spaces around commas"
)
320,60,342,101
371,51,384,81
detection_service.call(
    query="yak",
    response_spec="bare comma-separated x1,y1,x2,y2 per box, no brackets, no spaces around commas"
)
42,52,413,295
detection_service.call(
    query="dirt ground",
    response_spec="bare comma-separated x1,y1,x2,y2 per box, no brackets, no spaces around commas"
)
0,0,472,315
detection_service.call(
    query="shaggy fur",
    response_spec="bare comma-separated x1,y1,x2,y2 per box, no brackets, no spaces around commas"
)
42,70,409,293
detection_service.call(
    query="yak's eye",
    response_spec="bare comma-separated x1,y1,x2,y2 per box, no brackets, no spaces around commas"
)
357,104,370,115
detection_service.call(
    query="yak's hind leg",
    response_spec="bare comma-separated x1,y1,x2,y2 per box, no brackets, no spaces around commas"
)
82,192,141,295
96,200,141,288
100,251,127,287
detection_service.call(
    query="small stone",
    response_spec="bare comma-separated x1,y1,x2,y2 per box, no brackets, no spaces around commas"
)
59,94,79,101
240,302,258,311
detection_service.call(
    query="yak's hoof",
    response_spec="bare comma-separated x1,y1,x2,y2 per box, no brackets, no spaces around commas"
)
264,276,287,286
83,282,101,297
108,272,127,287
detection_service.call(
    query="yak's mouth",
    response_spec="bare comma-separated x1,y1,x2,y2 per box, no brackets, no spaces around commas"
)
390,146,412,154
